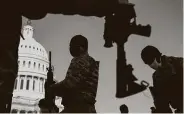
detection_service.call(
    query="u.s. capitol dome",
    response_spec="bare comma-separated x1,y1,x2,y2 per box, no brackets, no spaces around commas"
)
11,21,63,113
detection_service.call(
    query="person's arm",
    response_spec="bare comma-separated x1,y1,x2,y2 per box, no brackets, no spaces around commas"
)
51,57,89,97
152,73,172,112
174,57,183,75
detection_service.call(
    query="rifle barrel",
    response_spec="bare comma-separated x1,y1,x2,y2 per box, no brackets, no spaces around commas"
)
49,51,51,68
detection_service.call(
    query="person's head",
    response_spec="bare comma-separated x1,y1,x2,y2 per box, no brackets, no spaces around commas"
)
39,99,49,113
141,45,162,70
69,35,88,57
120,104,129,113
150,107,156,113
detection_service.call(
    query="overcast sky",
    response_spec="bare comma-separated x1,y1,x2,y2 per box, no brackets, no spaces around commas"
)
22,0,182,113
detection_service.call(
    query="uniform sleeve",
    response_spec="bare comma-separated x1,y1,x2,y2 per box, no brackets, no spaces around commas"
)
169,57,183,76
175,57,183,72
52,57,90,96
152,73,164,94
152,73,158,89
152,73,171,111
62,57,90,88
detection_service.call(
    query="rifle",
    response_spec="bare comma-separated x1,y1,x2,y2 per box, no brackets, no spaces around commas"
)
45,51,54,99
102,1,151,98
39,51,59,113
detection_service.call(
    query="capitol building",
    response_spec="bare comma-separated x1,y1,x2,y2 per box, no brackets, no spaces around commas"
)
11,21,63,113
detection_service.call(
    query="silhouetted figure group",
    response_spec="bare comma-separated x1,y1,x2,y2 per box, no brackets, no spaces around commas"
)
39,35,183,113
0,1,182,113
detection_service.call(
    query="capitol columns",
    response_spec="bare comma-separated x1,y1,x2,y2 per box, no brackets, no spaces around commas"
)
36,77,39,92
23,76,27,90
17,76,20,90
43,79,45,93
33,76,37,92
30,76,33,91
35,77,38,92
41,78,44,92
39,77,42,93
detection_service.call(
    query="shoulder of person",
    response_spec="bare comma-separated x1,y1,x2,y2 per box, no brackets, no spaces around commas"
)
166,56,183,70
88,55,96,62
152,70,166,81
152,71,158,79
164,55,183,64
71,56,90,68
161,55,183,76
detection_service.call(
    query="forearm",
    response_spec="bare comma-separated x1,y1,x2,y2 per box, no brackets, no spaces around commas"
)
51,75,83,97
50,81,67,97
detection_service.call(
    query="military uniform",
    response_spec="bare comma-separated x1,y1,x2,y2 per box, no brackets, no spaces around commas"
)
152,55,183,113
51,53,99,113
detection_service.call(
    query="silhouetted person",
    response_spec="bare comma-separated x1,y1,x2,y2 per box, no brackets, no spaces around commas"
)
49,35,99,113
120,104,129,113
39,99,50,113
141,45,183,113
150,107,156,113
